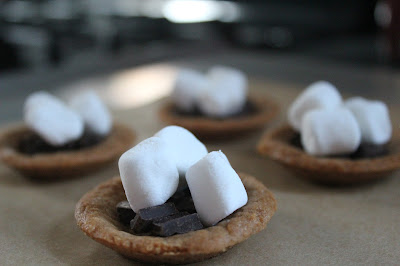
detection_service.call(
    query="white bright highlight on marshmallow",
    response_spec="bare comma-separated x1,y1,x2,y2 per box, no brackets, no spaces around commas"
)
301,108,361,156
154,126,208,179
69,90,112,136
118,137,179,212
288,81,342,131
197,66,248,118
171,69,208,112
186,151,248,226
24,91,84,146
345,97,392,145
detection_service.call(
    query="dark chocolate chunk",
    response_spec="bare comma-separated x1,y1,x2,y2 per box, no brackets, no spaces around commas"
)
174,99,257,119
174,198,196,213
130,214,151,233
18,132,56,154
290,133,302,149
153,213,204,237
139,202,179,220
350,143,389,159
123,194,203,237
168,186,190,202
130,202,179,233
75,128,104,148
116,201,136,225
176,180,190,193
168,187,196,213
152,212,189,224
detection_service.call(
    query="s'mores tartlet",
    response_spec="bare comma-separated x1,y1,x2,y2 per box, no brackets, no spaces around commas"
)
0,91,135,179
257,81,400,185
75,126,276,264
159,66,279,139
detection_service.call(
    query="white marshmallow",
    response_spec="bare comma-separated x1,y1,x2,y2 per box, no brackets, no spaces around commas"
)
207,66,248,99
24,91,84,146
24,91,59,113
345,97,392,145
301,108,361,156
197,66,248,118
288,81,342,131
171,69,209,112
69,90,112,136
118,137,179,212
154,126,208,179
186,151,248,226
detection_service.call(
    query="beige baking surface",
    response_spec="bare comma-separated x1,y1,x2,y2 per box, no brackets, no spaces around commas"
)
0,80,399,265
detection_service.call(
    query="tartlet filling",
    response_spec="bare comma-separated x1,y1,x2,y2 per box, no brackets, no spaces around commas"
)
18,129,104,155
290,133,389,159
117,184,204,237
174,99,258,119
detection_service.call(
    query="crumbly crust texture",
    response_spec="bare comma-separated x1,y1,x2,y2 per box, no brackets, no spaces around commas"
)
159,95,279,140
0,122,136,179
75,173,277,264
257,124,400,185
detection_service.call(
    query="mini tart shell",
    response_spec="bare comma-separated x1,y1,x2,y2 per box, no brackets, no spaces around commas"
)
75,173,276,264
257,124,400,185
159,95,279,140
0,122,136,179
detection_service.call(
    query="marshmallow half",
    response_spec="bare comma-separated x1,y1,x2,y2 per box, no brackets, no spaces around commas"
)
69,90,112,136
301,108,361,156
118,137,179,212
24,91,84,146
154,126,208,179
197,66,248,118
288,81,342,131
345,97,392,145
171,69,209,112
186,151,248,226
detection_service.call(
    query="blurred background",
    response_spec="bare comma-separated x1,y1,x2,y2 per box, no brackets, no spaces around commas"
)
0,0,399,123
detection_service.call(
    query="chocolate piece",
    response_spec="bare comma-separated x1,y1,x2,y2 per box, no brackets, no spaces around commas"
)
350,143,389,159
130,203,179,233
128,212,188,235
174,100,257,119
174,197,196,214
116,201,136,225
75,128,104,148
153,213,204,237
18,132,55,154
176,180,190,193
139,202,179,220
168,186,190,201
168,187,196,213
18,128,104,155
290,133,302,149
130,215,150,233
152,212,189,224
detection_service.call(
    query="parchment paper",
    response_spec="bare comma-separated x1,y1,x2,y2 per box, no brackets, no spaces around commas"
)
1,80,399,265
